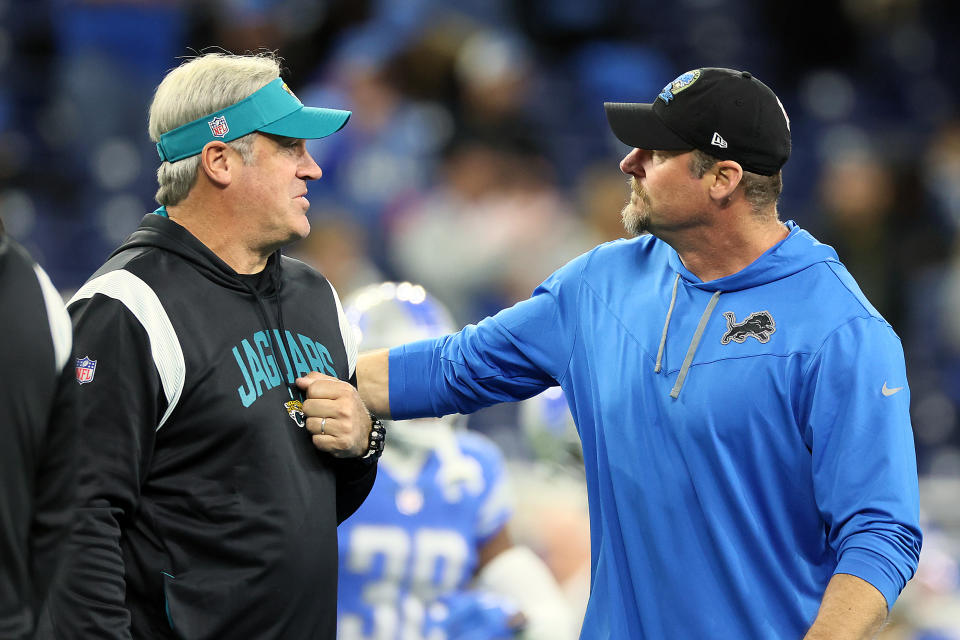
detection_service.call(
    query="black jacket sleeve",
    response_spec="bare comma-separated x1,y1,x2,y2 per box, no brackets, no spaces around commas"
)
30,365,78,616
333,459,377,523
0,241,77,639
41,294,164,640
331,371,376,523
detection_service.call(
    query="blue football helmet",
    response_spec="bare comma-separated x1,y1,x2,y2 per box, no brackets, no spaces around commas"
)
344,282,466,456
344,281,456,351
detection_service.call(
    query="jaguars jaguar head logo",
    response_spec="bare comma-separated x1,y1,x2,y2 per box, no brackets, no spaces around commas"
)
281,82,300,101
284,399,305,428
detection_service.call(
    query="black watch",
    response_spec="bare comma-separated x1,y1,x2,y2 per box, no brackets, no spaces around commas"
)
360,413,386,462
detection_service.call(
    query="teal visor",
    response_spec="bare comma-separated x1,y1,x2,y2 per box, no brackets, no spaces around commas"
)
155,78,351,163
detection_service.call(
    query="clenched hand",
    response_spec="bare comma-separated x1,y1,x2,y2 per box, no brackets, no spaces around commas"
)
295,372,372,458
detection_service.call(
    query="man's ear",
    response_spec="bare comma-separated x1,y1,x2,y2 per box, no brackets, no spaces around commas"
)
709,160,744,203
198,141,234,187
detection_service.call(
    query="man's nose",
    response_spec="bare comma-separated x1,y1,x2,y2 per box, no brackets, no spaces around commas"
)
619,148,648,177
300,151,323,180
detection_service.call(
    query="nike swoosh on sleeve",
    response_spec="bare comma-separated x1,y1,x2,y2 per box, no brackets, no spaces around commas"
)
881,382,904,396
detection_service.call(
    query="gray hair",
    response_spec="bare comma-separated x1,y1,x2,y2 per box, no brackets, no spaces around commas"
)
689,150,783,216
149,52,282,206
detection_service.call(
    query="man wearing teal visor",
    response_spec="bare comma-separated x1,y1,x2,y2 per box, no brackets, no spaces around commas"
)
43,52,382,639
154,76,350,163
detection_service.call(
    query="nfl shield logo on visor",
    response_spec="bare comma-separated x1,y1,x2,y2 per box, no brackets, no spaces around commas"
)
208,115,229,138
76,356,97,384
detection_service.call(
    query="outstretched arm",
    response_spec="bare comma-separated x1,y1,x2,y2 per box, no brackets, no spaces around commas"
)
358,259,584,423
803,573,887,640
357,348,391,418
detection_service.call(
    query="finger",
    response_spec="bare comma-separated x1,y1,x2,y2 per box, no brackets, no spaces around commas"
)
312,432,335,450
305,415,338,436
302,398,353,422
312,432,353,458
295,371,338,392
301,377,352,401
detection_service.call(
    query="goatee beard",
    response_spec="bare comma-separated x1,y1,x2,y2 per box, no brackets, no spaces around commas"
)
621,177,651,237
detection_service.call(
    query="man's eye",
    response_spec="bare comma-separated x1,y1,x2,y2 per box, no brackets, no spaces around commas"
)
273,136,298,149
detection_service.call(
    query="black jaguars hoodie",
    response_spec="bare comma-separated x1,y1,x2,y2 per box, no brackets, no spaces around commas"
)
41,212,376,640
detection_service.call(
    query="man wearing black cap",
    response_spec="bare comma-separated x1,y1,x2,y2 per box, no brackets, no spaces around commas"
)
41,52,383,639
309,67,922,638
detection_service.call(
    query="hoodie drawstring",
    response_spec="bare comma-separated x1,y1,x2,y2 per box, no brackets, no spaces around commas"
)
270,257,301,401
655,274,681,374
670,290,721,399
239,255,302,403
654,273,723,399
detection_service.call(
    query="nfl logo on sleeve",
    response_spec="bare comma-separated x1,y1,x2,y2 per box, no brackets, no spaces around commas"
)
76,356,97,384
208,115,229,138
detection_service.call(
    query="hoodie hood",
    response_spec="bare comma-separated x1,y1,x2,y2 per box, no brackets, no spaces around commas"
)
113,208,281,294
667,221,840,292
120,208,301,401
656,221,840,399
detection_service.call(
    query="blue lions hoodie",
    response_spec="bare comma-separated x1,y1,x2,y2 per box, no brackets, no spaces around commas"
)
388,221,921,639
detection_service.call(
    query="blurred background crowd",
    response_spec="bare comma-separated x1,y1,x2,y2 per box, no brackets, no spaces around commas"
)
4,0,960,635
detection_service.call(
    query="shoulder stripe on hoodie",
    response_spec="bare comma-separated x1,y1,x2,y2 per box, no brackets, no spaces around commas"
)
70,270,185,430
328,280,357,378
33,263,73,372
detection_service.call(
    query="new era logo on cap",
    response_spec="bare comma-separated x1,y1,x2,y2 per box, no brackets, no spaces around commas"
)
711,132,728,148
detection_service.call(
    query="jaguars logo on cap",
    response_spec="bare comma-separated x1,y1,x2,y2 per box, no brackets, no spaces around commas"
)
659,69,701,104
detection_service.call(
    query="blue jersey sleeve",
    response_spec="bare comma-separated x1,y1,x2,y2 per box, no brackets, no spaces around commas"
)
801,315,922,608
389,252,589,420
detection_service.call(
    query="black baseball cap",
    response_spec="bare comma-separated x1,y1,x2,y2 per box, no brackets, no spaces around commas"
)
604,68,791,176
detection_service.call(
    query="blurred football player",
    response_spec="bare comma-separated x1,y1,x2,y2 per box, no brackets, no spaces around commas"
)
337,282,574,640
518,387,584,473
512,388,591,628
